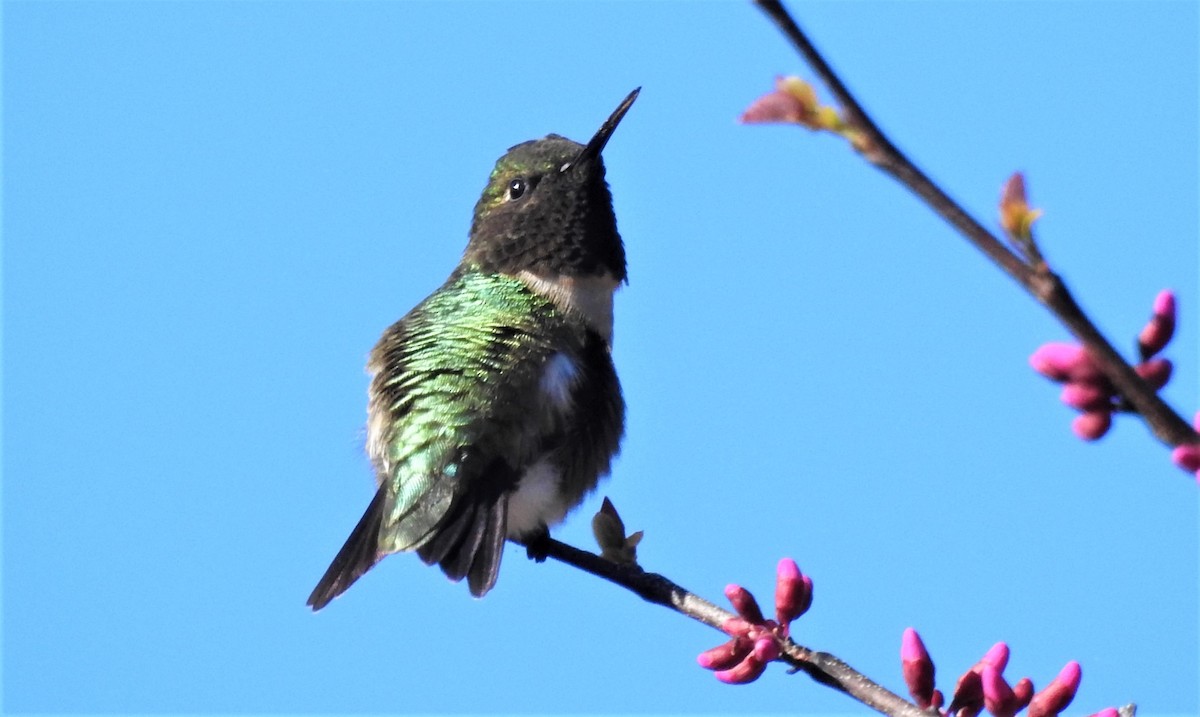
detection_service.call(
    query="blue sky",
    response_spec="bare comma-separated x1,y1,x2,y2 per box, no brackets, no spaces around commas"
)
4,2,1197,715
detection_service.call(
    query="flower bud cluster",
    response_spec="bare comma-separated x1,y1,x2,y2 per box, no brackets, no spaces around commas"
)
696,558,813,684
1029,290,1177,442
901,630,1112,717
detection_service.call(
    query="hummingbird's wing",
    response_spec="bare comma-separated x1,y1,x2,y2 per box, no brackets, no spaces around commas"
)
305,484,387,610
308,272,592,608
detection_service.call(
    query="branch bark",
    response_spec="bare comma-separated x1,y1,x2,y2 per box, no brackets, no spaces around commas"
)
525,535,1137,717
521,536,934,717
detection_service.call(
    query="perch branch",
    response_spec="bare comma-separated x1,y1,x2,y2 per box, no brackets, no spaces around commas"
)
520,536,933,717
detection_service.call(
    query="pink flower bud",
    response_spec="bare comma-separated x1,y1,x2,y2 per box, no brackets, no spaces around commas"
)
1072,410,1112,441
698,637,752,671
1028,661,1081,717
949,667,984,716
774,558,812,626
1061,382,1113,412
713,656,767,684
900,628,936,709
1030,344,1103,383
899,628,928,663
1153,289,1177,319
740,90,807,125
740,77,824,128
1087,709,1120,717
1138,290,1176,360
1175,412,1200,480
799,576,814,615
981,664,1018,717
1135,358,1173,390
753,636,780,661
1172,444,1200,477
981,641,1010,672
1012,677,1034,710
725,584,765,624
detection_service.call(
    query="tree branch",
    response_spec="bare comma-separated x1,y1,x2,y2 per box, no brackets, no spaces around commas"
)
522,536,933,717
750,0,1199,450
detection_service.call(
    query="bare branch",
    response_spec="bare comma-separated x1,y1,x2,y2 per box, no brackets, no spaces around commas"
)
750,0,1199,450
520,536,934,717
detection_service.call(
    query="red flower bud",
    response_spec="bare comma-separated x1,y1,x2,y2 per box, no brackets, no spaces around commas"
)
980,642,1010,672
1137,290,1176,360
1172,444,1200,476
1072,410,1112,441
1012,677,1034,710
698,637,752,671
1030,344,1103,383
1028,662,1081,717
900,628,935,709
753,636,780,662
1061,382,1113,412
713,654,768,684
1135,358,1172,390
1153,290,1176,320
724,584,765,624
949,666,984,716
774,558,812,626
981,665,1018,717
1174,411,1200,480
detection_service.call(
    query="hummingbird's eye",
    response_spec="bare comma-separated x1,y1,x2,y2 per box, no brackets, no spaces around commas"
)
506,178,527,201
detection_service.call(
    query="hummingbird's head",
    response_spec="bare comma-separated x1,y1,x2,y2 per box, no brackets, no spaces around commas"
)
463,89,639,285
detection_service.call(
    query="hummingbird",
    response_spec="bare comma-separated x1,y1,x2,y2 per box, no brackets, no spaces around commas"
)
307,88,639,609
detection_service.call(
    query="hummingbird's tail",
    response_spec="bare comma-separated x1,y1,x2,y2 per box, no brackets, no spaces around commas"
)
306,486,386,611
416,492,508,598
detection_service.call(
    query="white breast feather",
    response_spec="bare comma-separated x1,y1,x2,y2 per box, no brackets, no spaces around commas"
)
507,457,572,538
516,271,618,341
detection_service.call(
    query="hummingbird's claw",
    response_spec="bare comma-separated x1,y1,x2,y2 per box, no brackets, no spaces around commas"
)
523,529,553,563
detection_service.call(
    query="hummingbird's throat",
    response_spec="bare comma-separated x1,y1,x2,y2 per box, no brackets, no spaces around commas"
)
516,270,618,342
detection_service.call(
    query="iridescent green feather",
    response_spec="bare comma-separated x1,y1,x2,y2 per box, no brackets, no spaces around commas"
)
366,271,582,553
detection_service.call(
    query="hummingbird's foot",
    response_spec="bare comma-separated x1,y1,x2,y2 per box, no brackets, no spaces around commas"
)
523,528,552,563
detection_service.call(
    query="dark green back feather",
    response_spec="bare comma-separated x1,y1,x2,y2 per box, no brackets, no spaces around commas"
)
367,271,590,552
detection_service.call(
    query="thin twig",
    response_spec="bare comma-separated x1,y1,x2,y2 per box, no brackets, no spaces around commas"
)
751,0,1199,449
520,536,933,717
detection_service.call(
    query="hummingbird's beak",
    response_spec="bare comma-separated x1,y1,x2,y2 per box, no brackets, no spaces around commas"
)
564,87,640,172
